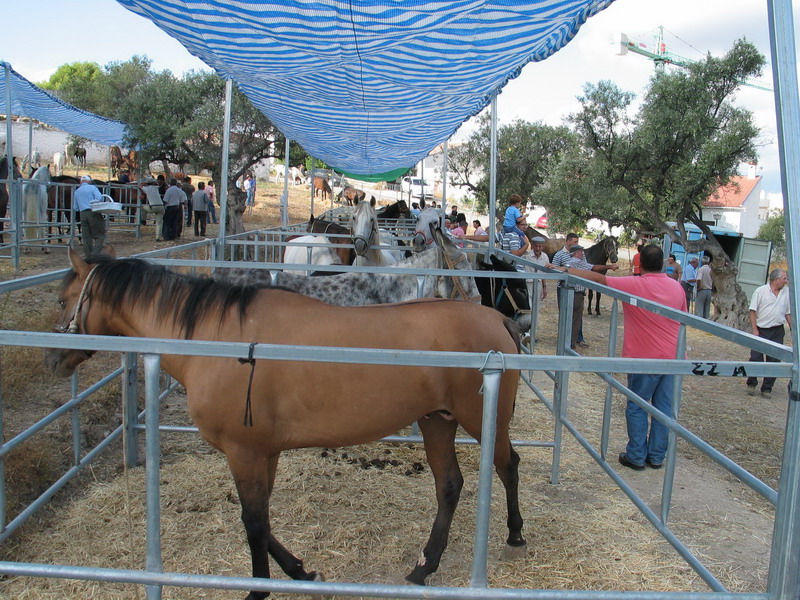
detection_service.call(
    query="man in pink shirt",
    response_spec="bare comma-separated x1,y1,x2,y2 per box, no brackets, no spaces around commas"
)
552,244,687,470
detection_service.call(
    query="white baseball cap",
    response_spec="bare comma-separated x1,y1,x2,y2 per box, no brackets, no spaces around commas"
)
80,175,91,182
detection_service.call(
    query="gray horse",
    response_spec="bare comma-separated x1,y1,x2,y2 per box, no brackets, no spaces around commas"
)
216,226,480,305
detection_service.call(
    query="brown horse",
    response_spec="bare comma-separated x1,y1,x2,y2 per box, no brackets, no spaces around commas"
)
313,176,332,201
524,226,565,260
45,247,526,599
336,186,365,206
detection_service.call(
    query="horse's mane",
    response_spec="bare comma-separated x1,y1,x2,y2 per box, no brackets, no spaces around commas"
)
76,255,263,339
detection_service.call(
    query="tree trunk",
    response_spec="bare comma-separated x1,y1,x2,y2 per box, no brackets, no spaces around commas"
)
226,186,246,235
710,260,750,330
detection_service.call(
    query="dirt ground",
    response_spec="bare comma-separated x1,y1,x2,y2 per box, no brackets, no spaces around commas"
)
0,177,790,598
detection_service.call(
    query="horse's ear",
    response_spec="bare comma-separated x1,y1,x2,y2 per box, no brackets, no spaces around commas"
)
370,196,376,207
420,198,426,209
68,244,90,278
99,244,116,258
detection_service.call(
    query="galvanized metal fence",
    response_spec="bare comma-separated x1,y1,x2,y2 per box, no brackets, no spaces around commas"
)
0,233,796,599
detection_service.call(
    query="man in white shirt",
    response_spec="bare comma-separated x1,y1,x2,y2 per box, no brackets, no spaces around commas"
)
746,269,792,398
526,236,550,303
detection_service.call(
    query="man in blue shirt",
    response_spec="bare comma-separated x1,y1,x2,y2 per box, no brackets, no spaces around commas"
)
73,175,106,257
680,257,699,312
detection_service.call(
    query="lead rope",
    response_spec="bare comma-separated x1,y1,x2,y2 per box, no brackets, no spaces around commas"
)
478,350,507,394
442,250,479,301
238,342,258,426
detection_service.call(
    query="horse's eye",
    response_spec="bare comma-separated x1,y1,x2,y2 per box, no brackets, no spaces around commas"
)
58,300,66,309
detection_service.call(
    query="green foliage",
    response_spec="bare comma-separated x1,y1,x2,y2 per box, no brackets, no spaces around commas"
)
757,212,786,259
40,62,103,113
448,113,573,215
552,39,764,252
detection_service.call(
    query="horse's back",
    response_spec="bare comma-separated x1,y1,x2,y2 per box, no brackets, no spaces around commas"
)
188,292,520,450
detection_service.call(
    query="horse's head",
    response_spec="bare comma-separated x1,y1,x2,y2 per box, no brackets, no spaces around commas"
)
412,207,444,252
431,226,481,302
349,196,378,257
44,245,115,377
475,255,531,321
605,235,619,263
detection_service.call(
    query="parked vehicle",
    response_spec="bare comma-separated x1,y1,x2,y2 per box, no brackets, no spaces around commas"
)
400,176,432,199
661,222,772,301
536,213,549,229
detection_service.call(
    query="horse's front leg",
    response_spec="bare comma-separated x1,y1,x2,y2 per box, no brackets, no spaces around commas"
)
233,472,273,600
406,414,462,585
233,454,321,600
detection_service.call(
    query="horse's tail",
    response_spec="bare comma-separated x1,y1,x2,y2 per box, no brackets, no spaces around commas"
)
502,317,522,353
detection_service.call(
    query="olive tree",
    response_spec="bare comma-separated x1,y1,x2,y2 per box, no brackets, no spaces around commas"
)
543,40,765,329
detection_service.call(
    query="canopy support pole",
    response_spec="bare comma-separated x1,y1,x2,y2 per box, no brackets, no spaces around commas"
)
4,64,19,272
281,139,290,228
441,141,449,209
216,78,233,256
766,1,800,598
487,94,498,255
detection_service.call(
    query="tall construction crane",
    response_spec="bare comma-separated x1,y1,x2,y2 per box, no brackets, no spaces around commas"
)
615,26,772,91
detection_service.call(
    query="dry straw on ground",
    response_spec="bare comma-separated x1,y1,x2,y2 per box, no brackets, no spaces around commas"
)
0,176,783,599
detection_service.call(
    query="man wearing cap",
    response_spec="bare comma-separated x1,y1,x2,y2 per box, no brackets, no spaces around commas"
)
73,175,107,257
526,236,550,302
552,244,687,470
548,244,619,350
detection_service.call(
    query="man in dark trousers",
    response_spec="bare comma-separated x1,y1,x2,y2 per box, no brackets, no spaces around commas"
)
746,269,791,399
553,245,687,470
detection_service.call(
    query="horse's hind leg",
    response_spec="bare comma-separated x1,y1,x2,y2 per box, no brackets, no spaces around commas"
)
594,292,602,316
494,440,526,556
406,414,462,585
587,290,594,315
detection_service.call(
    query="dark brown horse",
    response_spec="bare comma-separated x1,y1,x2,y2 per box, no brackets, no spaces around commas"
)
376,199,411,220
585,234,619,316
48,175,79,243
0,155,22,242
45,248,526,600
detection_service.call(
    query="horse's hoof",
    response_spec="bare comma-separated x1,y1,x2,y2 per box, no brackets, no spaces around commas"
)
42,248,50,254
502,542,528,560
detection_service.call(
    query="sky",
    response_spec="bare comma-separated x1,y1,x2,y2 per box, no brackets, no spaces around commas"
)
2,0,798,195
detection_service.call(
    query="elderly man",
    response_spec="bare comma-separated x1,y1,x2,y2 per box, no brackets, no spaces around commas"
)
681,257,699,311
746,269,792,399
72,175,106,257
695,256,713,319
526,236,550,302
549,244,618,350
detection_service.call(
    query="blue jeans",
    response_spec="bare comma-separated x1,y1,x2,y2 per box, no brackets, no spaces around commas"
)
625,373,676,465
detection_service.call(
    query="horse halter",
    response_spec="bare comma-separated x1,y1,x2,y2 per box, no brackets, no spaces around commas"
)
489,275,531,318
351,218,376,257
54,266,99,335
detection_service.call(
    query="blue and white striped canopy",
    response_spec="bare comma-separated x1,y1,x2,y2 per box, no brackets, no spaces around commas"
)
116,0,614,177
0,62,128,147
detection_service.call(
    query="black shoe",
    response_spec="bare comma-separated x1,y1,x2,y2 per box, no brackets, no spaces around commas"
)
645,459,663,469
618,453,645,471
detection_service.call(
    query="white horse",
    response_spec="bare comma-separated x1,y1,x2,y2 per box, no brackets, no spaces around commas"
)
53,152,65,177
22,150,41,174
270,163,286,184
349,197,406,266
282,234,343,275
288,165,304,186
411,205,446,252
23,165,50,248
